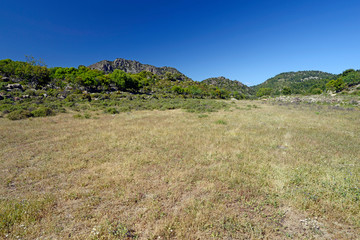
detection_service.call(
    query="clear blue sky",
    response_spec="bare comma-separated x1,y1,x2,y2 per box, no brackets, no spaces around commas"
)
1,0,359,85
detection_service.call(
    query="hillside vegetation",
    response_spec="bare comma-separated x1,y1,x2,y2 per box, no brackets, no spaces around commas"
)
252,71,337,95
1,57,360,122
0,58,240,120
202,76,254,98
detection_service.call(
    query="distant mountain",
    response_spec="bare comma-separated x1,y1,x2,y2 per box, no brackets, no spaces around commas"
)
201,76,254,95
88,58,189,80
252,71,337,94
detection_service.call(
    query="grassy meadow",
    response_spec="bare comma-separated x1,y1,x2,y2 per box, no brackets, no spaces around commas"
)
1,100,359,239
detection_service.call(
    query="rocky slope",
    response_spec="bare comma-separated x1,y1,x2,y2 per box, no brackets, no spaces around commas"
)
88,58,189,80
202,76,254,95
252,71,337,92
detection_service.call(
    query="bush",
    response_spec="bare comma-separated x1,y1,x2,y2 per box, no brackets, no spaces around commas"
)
311,88,323,95
326,78,346,92
105,107,119,114
31,107,54,117
282,87,292,95
7,110,32,120
256,88,272,97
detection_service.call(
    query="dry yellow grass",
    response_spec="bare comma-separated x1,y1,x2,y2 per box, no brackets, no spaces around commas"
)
1,100,359,239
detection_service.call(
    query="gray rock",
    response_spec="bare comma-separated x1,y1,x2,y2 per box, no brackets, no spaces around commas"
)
6,83,23,90
88,58,189,80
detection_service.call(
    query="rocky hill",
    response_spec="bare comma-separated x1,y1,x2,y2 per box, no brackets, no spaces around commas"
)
202,76,254,95
88,58,189,80
252,71,337,94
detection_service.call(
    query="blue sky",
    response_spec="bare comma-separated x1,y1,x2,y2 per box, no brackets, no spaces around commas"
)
1,0,360,85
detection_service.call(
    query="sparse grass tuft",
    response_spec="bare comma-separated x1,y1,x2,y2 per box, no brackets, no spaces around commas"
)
215,119,227,124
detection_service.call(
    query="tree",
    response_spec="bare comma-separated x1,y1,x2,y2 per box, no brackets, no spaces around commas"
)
171,85,184,94
110,70,139,91
326,78,346,92
25,55,47,67
256,88,272,97
342,69,356,77
282,87,292,95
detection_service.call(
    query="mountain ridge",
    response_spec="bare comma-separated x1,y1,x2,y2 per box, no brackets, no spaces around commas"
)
88,58,189,81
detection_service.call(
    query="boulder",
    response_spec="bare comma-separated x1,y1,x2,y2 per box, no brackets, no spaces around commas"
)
6,83,23,90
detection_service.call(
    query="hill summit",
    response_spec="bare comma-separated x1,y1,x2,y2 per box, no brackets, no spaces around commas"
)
88,58,189,80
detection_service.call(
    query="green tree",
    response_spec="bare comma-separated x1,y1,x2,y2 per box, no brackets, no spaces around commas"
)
342,69,356,77
256,88,272,97
110,70,139,91
326,78,346,92
282,87,292,95
171,85,184,94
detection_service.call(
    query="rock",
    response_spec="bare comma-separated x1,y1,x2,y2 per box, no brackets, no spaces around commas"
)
6,83,23,90
1,77,10,82
88,58,189,80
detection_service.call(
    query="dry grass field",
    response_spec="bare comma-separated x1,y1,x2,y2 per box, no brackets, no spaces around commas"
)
1,100,360,239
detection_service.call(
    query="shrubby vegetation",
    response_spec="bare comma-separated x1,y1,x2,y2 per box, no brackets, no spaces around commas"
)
256,88,272,97
253,70,360,96
1,58,360,120
0,58,239,120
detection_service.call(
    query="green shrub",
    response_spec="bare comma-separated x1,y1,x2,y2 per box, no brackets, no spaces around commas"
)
311,88,323,95
105,107,119,114
256,88,272,97
7,110,32,120
31,107,54,117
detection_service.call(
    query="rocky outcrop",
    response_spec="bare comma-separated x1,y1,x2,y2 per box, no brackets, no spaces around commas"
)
202,76,253,95
88,58,189,80
6,84,23,91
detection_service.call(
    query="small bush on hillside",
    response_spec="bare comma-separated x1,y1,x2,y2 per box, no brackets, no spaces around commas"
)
105,107,119,114
311,88,323,95
256,88,272,97
31,107,54,117
7,109,32,120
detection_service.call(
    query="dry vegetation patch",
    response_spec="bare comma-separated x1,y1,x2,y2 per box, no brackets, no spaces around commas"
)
1,101,359,239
